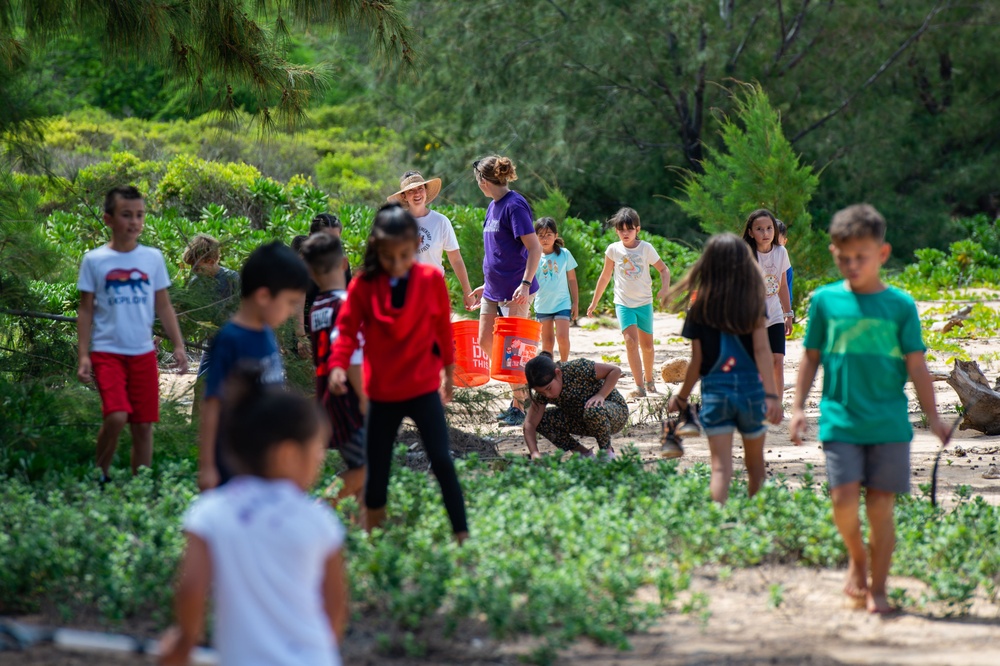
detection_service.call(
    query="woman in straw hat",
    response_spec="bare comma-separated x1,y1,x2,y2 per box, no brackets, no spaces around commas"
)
389,171,477,310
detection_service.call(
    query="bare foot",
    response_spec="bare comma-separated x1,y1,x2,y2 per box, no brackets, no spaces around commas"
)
844,560,868,607
867,591,893,614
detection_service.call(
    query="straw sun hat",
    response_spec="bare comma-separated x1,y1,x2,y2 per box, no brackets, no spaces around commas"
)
387,172,442,205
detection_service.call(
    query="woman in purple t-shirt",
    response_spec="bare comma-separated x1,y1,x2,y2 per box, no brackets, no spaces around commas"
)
469,155,542,425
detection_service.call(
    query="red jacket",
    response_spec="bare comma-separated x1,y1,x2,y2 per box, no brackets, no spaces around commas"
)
331,264,455,402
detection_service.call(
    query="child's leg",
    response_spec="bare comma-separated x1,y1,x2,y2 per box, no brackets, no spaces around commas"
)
96,412,128,476
555,319,571,362
363,400,407,533
621,325,645,392
638,328,656,391
706,433,736,504
741,434,766,497
830,481,868,602
129,422,153,474
865,489,896,613
408,392,469,538
540,319,555,356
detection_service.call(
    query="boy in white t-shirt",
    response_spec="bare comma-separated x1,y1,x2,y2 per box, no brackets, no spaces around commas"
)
76,186,187,484
587,207,671,399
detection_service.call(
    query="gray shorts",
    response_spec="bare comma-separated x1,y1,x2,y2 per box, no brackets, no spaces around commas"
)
822,441,910,494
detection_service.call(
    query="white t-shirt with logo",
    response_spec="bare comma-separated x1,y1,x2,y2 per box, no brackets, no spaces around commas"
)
606,240,662,308
414,210,460,273
77,244,171,355
184,476,345,666
756,245,791,326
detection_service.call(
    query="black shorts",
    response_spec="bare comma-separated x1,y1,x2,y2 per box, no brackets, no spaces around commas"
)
767,322,786,355
336,426,367,470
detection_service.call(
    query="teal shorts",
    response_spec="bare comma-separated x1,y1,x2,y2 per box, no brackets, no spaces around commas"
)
615,303,654,334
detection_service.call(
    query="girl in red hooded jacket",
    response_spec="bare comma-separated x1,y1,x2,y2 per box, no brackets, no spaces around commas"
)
329,203,468,543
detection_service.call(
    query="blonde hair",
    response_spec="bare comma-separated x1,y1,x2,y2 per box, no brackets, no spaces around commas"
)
183,233,221,267
475,155,518,186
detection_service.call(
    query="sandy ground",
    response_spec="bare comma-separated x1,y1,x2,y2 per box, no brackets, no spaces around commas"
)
21,305,998,666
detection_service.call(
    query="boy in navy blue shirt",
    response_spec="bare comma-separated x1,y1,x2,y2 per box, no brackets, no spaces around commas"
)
197,241,310,491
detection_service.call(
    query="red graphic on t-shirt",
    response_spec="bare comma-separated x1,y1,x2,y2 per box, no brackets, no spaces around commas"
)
104,268,150,294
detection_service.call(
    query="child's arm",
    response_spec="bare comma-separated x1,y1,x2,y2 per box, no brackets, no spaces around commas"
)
668,341,702,412
155,289,189,375
328,287,365,395
587,257,615,317
752,324,783,423
778,272,793,336
322,548,349,644
567,268,579,320
585,362,623,408
907,351,950,442
197,398,221,491
445,249,478,311
522,399,545,459
158,533,211,666
433,273,456,404
789,348,820,445
652,259,671,308
76,292,95,383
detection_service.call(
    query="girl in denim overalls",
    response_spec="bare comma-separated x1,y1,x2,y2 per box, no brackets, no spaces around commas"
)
668,234,783,504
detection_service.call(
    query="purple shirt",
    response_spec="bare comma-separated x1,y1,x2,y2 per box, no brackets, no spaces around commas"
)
482,191,540,302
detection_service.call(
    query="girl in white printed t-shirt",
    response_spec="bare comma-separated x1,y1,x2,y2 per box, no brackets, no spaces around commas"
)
587,207,671,399
741,209,793,403
159,368,347,666
389,171,478,311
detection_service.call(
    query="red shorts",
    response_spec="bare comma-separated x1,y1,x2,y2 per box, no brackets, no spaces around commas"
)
91,351,160,423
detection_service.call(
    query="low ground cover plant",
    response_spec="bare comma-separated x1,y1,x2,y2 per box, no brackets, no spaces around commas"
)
2,408,1000,664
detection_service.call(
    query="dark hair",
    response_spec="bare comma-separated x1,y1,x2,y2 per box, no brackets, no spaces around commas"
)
220,364,325,477
301,233,345,274
473,155,517,186
830,204,886,243
533,217,563,254
667,233,766,336
290,235,308,254
741,208,777,261
104,185,143,214
310,213,342,235
608,207,640,231
525,351,558,401
361,203,419,280
240,240,310,298
774,219,788,238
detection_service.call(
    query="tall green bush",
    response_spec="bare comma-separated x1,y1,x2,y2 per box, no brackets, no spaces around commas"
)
676,82,829,291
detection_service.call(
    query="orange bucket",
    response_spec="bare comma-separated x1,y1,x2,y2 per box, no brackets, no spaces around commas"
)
453,320,491,387
490,316,541,383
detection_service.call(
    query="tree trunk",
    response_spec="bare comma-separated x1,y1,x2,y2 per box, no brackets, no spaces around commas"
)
945,360,1000,435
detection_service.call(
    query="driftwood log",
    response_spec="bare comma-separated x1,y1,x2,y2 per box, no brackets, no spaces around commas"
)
946,359,1000,435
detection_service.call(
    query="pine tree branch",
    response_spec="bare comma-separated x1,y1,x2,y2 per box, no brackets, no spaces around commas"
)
790,0,951,143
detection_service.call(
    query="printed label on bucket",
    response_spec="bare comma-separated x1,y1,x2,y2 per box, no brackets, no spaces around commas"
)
454,336,490,372
500,335,538,372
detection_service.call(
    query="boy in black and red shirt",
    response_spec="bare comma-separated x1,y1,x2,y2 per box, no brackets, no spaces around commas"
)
300,233,367,506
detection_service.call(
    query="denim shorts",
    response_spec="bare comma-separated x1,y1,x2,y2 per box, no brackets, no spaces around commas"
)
699,375,767,438
615,303,654,334
537,308,572,322
822,441,910,494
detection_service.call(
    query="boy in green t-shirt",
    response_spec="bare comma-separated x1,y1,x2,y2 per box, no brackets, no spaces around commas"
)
790,204,950,614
